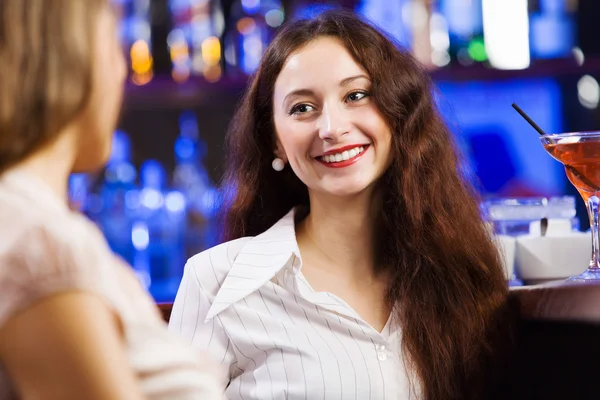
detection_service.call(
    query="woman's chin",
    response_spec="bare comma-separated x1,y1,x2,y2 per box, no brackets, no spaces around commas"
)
313,181,372,199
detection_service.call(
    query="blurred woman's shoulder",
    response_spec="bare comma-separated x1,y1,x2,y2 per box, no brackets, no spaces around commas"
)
0,170,121,328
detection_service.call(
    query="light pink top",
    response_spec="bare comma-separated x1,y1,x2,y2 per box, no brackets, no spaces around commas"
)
0,170,224,399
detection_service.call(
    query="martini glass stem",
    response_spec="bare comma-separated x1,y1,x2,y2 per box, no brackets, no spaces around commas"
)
587,196,600,271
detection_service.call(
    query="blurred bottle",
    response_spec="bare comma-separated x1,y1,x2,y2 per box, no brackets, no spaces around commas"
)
440,0,486,67
530,0,575,60
140,160,186,302
223,0,282,78
98,130,138,266
131,220,152,289
173,111,218,255
118,0,154,85
168,0,225,82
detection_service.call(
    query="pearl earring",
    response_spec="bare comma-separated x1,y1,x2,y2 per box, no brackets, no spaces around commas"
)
272,158,285,171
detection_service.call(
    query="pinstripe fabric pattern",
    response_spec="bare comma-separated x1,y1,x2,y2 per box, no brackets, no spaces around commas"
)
169,209,416,399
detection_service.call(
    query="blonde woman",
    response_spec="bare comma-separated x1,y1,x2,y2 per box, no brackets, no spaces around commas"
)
0,1,223,399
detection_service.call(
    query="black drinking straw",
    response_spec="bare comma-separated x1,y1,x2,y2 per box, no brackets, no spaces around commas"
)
511,102,600,191
512,103,547,135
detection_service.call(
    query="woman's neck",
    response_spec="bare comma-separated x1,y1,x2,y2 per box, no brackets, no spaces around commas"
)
8,130,77,204
296,190,382,281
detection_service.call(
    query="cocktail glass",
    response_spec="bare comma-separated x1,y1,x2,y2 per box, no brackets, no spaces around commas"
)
542,131,600,281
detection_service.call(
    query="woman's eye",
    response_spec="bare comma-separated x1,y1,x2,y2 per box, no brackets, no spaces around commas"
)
346,91,369,102
290,104,314,115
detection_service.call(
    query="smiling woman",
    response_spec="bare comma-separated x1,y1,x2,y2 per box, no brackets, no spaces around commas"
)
169,9,513,400
272,39,392,199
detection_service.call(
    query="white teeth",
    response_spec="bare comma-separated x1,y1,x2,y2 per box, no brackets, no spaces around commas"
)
320,146,366,163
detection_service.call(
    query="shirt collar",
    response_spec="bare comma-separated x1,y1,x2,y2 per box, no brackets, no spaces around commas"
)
205,208,302,322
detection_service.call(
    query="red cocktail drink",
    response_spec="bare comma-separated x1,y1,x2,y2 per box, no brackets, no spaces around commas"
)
543,132,600,281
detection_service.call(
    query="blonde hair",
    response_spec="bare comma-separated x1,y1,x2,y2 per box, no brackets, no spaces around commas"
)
0,0,108,172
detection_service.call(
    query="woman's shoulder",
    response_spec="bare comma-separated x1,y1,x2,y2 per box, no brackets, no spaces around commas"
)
182,209,298,300
0,209,118,329
0,179,108,257
0,206,104,262
184,237,253,299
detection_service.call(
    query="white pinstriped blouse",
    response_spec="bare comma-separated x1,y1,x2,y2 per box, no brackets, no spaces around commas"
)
169,209,417,399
